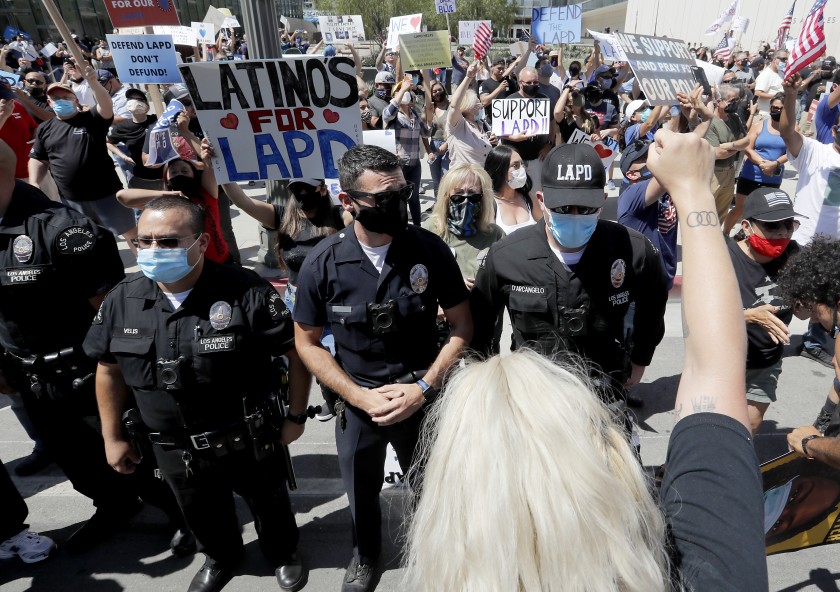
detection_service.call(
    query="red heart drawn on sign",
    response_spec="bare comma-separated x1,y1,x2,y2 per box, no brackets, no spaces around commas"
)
220,114,239,129
324,109,340,124
409,15,421,28
594,144,613,159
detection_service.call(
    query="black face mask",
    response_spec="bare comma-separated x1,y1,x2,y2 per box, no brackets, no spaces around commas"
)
28,87,45,97
586,91,602,103
167,174,201,196
521,84,539,97
354,197,408,236
770,111,782,121
295,191,322,212
569,66,580,77
447,201,479,238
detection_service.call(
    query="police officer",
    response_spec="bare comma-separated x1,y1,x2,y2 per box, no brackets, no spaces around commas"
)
471,143,668,405
0,140,188,554
84,196,309,592
293,145,473,592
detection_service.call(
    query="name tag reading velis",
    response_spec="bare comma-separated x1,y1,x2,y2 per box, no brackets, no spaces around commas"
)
197,335,235,353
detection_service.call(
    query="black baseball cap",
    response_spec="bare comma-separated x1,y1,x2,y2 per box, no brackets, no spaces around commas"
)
125,88,147,102
619,139,652,176
742,187,804,222
164,83,190,104
541,144,607,208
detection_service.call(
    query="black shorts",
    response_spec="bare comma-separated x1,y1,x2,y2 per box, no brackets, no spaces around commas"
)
736,176,782,196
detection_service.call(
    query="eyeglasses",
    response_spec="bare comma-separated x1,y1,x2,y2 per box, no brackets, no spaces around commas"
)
721,78,737,83
131,233,200,249
550,205,601,215
720,97,739,106
347,183,413,204
756,219,799,232
449,193,482,204
520,82,539,87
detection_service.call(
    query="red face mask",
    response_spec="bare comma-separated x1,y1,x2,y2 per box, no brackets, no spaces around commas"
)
747,233,790,258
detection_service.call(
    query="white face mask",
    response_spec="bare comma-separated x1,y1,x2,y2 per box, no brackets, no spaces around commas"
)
508,166,527,189
401,91,413,105
126,99,148,115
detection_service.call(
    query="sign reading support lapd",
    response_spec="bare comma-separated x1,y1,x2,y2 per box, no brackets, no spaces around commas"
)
612,33,696,106
387,14,422,49
435,0,456,14
531,3,581,45
399,31,450,70
103,0,180,29
106,34,180,83
459,20,491,46
178,56,362,183
491,98,550,137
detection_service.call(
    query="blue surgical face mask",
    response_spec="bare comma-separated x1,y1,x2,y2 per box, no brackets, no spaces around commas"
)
547,212,599,248
52,99,77,117
640,108,652,123
137,237,200,283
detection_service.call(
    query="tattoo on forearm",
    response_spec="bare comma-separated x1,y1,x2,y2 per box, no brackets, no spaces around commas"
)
685,211,719,227
691,396,717,412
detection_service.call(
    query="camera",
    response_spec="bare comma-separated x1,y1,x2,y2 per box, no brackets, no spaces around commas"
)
157,357,185,390
559,307,588,337
368,301,401,335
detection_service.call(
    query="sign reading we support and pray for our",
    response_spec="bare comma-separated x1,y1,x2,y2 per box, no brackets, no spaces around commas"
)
459,20,491,46
387,14,422,49
531,3,582,45
491,98,550,137
611,33,695,105
435,0,456,14
106,34,180,83
399,31,451,70
178,56,362,183
103,0,180,29
319,15,366,44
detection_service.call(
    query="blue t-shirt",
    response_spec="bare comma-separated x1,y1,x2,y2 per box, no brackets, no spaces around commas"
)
815,95,840,145
617,179,677,289
624,122,657,146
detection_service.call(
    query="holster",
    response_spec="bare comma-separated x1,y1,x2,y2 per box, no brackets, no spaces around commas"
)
122,408,151,462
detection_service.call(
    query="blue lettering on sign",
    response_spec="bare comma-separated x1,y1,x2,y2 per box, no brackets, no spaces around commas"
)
317,130,356,178
219,137,258,181
282,131,315,178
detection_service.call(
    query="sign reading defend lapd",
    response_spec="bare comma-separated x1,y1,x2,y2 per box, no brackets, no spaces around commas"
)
103,0,180,29
178,56,363,183
612,32,696,106
106,34,180,83
491,98,550,137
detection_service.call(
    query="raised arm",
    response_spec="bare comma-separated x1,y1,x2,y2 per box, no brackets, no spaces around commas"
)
780,74,803,158
448,60,479,130
79,59,112,119
221,181,275,228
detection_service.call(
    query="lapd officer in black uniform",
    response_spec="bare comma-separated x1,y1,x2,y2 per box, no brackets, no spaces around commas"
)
471,143,668,405
0,141,188,554
84,196,310,592
293,145,473,592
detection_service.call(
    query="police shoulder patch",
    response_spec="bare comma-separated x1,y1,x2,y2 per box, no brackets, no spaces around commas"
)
56,226,96,255
267,290,288,322
92,302,104,325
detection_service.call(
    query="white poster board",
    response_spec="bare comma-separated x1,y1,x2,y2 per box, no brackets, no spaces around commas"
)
387,14,422,49
319,15,366,44
491,97,550,137
459,20,491,46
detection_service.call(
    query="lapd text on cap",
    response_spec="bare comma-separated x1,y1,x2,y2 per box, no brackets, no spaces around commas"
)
557,164,592,182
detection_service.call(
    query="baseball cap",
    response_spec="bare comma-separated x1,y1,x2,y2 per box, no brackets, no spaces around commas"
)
742,187,804,222
624,99,646,122
541,144,607,208
822,56,836,69
374,71,395,85
125,88,147,102
750,56,765,69
289,178,324,192
593,64,612,78
45,82,74,97
619,139,652,176
96,69,114,83
164,83,190,104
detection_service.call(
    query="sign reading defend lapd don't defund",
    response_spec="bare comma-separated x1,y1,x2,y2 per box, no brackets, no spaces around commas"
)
106,34,180,83
491,98,550,137
178,57,362,183
612,33,696,106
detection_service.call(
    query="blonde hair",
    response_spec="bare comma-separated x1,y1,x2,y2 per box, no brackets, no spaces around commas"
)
403,350,675,592
426,164,496,242
457,88,480,115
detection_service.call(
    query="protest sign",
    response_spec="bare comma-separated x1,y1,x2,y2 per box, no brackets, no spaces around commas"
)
362,129,396,153
319,15,366,44
191,22,215,44
459,20,491,46
399,31,450,70
106,34,181,83
611,33,695,106
153,25,197,46
222,15,240,28
3,25,30,40
0,71,19,86
387,14,422,49
103,0,180,29
531,3,582,45
567,128,619,168
731,16,749,34
202,6,227,29
694,58,725,88
435,0,456,14
145,98,187,165
40,43,58,58
178,56,363,183
282,16,318,34
117,26,146,34
491,98,550,137
587,29,627,62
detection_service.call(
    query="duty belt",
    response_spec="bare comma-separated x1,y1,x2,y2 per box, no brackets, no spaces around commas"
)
147,422,248,454
4,347,95,396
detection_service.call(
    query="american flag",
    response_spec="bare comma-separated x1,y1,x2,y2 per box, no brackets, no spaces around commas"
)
519,30,531,43
713,34,734,61
473,21,492,60
777,1,797,49
786,0,828,81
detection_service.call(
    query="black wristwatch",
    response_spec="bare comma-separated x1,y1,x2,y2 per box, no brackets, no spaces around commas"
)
416,378,435,401
286,411,307,425
802,434,819,460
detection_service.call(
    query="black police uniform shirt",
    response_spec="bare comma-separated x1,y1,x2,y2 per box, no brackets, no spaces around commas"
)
83,259,294,433
107,115,163,181
271,202,344,285
293,222,468,389
29,109,123,202
0,181,124,357
471,219,668,375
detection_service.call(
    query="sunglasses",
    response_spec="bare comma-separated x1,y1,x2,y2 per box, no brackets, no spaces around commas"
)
520,82,540,87
550,205,600,215
770,106,783,113
450,193,482,204
347,183,413,204
131,233,200,249
25,78,45,85
756,219,799,232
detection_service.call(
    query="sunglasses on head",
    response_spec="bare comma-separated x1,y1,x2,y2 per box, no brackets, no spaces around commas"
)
450,193,482,204
347,183,413,204
131,233,200,249
756,219,799,232
550,205,600,215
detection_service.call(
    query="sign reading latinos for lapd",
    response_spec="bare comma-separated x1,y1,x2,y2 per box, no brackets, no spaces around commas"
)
152,25,197,46
106,34,180,83
531,3,582,45
178,56,362,183
491,98,550,137
611,32,696,106
399,31,451,71
319,15,366,44
103,0,180,29
387,14,422,49
435,0,456,14
459,20,491,46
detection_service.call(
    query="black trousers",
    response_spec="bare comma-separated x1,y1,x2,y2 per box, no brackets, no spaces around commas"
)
336,403,424,565
153,446,298,568
0,458,28,541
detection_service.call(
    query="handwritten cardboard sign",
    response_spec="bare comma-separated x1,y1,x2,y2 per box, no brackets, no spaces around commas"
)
387,14,422,50
319,15,365,44
178,56,363,183
566,128,619,168
191,22,215,44
531,3,581,45
152,25,197,46
491,97,550,137
459,20,491,46
435,0,456,14
399,31,450,71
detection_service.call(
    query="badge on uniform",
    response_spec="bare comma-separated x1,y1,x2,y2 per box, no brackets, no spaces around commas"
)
13,235,33,263
209,301,232,329
55,226,96,255
610,259,626,288
410,264,429,294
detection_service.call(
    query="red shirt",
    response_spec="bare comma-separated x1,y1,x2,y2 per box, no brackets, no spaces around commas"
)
1,102,38,178
193,189,229,264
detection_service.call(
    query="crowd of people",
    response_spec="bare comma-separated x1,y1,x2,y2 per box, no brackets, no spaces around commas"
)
2,23,840,592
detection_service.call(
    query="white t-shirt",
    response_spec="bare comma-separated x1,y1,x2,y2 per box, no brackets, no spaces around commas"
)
788,137,840,244
359,241,391,273
70,79,97,109
754,68,783,115
549,242,587,270
162,288,192,310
